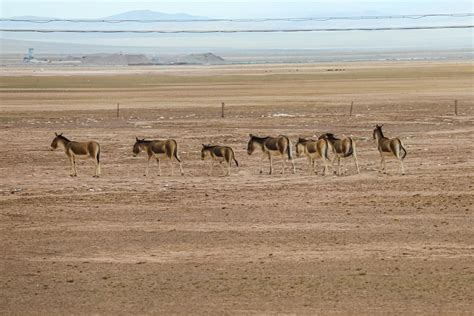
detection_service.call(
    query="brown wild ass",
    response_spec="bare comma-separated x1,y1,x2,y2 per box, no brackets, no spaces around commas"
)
50,133,101,177
372,124,407,175
319,133,360,175
132,137,184,176
295,137,331,175
247,134,295,175
201,144,239,176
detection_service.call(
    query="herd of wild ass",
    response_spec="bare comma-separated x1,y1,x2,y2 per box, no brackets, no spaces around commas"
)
50,124,407,178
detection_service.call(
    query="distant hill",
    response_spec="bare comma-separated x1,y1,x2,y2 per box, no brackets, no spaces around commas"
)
104,10,207,20
11,51,227,66
7,10,207,21
66,52,225,66
153,52,226,65
6,15,57,20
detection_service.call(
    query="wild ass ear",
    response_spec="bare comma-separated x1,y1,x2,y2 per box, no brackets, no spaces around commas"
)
249,134,253,137
135,137,139,141
202,144,206,147
55,132,58,136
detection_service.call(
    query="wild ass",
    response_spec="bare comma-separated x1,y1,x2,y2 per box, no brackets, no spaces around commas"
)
295,137,331,175
50,133,101,177
201,144,239,176
318,133,360,175
247,134,295,175
372,124,407,175
132,137,184,176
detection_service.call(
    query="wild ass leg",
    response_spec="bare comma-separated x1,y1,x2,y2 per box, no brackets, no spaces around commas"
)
93,158,100,178
219,160,228,176
353,155,360,174
177,158,184,176
145,156,151,176
379,151,386,173
337,157,342,176
322,157,329,176
224,158,231,176
155,158,162,176
269,154,273,175
290,158,296,174
97,157,101,177
259,153,267,174
69,156,75,177
330,155,337,175
280,153,286,174
170,158,174,176
307,156,313,175
395,147,405,175
208,160,214,176
72,157,78,177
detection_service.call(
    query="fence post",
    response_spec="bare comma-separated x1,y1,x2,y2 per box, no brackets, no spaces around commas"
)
349,101,354,116
117,102,120,118
454,100,458,116
221,102,225,118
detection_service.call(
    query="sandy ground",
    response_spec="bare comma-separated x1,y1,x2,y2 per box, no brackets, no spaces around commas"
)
1,61,473,314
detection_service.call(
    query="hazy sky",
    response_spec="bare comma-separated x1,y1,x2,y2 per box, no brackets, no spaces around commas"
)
2,0,472,52
2,0,473,18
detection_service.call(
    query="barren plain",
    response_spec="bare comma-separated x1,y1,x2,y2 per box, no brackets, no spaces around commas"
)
1,61,473,314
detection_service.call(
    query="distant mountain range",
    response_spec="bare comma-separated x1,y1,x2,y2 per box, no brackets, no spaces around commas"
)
104,10,207,20
7,10,208,21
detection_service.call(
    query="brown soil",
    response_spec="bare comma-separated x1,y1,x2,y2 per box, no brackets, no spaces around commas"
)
1,61,473,314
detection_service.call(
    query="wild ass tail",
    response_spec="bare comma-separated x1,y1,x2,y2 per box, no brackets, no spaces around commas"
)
282,135,293,160
346,137,354,157
350,137,357,157
231,148,239,167
323,139,330,161
96,145,101,163
399,140,407,160
172,140,181,163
